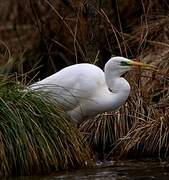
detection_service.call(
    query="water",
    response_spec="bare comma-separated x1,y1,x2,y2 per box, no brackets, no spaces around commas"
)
7,160,169,180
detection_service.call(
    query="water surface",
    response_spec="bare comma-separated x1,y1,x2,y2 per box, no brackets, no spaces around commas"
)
7,160,169,180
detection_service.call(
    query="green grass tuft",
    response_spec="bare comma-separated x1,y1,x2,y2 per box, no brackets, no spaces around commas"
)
0,79,92,177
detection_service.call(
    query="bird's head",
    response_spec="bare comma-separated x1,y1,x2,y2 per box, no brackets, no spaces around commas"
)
104,56,154,76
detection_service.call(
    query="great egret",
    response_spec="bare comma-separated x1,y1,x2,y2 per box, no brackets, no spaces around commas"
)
29,56,153,123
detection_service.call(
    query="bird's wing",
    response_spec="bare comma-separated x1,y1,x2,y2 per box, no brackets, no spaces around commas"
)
29,63,106,110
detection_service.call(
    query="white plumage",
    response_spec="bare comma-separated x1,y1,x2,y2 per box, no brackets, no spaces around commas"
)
29,56,151,123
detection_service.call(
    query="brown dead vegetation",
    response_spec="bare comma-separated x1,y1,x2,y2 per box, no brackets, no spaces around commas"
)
0,0,169,160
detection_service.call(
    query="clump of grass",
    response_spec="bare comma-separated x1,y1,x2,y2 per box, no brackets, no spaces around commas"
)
0,78,92,177
79,107,133,159
112,110,169,159
79,113,116,159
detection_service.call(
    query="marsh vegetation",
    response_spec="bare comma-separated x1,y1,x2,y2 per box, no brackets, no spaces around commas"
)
0,0,169,177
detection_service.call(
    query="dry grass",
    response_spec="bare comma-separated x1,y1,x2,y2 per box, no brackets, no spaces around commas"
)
112,111,169,159
79,108,133,159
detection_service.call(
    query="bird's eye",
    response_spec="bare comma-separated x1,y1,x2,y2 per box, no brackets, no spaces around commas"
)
120,61,129,66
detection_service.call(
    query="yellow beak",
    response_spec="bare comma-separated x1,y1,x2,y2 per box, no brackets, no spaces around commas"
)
129,60,156,70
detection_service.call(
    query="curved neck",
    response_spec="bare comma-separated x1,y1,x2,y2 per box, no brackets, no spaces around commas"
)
104,68,130,109
104,67,123,90
78,70,131,118
81,74,131,117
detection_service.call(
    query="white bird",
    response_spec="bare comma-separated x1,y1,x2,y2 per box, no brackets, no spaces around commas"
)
29,56,152,124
